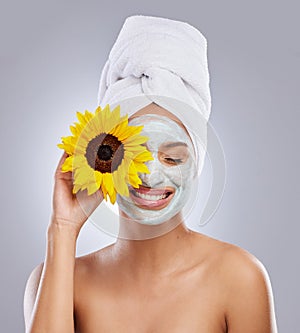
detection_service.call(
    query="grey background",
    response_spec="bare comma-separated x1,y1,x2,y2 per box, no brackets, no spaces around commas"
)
1,1,299,332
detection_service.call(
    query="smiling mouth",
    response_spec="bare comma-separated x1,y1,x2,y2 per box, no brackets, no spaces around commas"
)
129,185,175,210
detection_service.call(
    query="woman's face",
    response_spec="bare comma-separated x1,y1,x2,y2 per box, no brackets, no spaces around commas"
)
117,106,197,225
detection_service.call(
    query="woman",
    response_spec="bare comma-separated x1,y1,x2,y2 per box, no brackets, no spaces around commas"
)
23,15,278,333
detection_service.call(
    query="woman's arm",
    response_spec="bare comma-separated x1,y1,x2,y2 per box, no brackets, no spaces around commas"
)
224,247,278,333
24,223,78,333
23,152,103,333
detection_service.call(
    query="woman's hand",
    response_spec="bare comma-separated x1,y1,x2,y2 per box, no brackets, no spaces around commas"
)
49,152,104,235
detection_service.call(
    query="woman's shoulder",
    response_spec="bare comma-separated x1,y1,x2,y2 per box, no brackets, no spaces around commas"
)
203,234,271,292
193,232,268,277
197,235,278,331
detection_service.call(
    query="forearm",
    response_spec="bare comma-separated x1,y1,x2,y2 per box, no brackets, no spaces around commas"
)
28,222,79,333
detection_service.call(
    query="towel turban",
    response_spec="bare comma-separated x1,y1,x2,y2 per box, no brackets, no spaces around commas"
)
97,14,212,176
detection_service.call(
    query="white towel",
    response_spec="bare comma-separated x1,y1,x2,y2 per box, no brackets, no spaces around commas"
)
97,14,212,176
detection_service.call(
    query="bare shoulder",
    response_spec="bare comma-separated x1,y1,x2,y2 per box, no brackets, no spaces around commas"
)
215,238,268,276
24,262,44,290
194,232,270,276
24,262,44,304
218,240,273,292
23,262,44,329
196,235,278,332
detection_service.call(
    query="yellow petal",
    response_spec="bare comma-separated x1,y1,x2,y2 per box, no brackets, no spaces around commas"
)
128,161,143,187
94,171,103,187
73,154,87,167
102,173,115,197
95,105,102,113
73,166,94,185
109,189,117,204
110,117,128,137
129,177,142,189
133,150,154,163
129,173,142,188
72,183,82,194
96,109,105,131
61,155,74,172
91,111,102,133
100,182,108,201
110,105,121,127
101,105,113,132
69,124,79,136
83,120,98,138
123,144,147,156
116,125,144,141
84,110,94,122
75,136,89,152
123,135,149,145
76,111,87,125
87,182,99,195
57,135,77,154
112,163,129,197
74,147,86,156
133,161,151,174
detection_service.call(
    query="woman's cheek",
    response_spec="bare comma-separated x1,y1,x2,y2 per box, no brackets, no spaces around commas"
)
163,160,193,187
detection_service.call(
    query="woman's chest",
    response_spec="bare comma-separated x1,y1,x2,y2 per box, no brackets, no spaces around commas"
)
74,272,227,333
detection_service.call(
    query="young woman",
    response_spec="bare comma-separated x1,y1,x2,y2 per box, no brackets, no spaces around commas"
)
24,12,278,332
24,102,277,332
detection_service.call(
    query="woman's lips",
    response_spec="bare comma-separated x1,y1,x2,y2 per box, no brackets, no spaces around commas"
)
129,185,175,210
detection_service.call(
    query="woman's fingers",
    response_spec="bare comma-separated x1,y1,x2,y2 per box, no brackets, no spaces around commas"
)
76,188,104,217
56,151,68,173
51,151,104,228
54,152,73,182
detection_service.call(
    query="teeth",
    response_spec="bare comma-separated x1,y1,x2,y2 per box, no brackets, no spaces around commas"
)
134,191,168,201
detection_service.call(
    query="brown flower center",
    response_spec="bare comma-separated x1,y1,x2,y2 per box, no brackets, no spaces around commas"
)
85,133,124,173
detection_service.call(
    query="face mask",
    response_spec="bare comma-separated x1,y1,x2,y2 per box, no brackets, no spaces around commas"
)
117,114,197,225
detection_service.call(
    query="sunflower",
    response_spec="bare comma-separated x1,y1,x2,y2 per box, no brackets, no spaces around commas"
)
57,104,153,204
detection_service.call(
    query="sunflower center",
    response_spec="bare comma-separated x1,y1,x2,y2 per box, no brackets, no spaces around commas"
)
85,133,124,173
97,145,113,161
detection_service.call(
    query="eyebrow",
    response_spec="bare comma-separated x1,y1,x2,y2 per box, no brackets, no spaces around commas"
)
161,142,188,148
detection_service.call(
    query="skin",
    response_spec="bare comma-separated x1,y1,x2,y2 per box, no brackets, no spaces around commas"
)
23,103,278,332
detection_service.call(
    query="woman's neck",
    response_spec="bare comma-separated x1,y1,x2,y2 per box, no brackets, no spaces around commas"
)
111,211,202,280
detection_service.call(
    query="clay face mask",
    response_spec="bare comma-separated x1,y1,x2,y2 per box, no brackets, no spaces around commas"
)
117,114,197,225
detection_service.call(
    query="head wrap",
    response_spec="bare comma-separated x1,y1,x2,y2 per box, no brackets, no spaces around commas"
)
97,14,211,176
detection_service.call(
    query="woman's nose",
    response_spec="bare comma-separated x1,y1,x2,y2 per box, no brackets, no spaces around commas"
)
139,155,165,188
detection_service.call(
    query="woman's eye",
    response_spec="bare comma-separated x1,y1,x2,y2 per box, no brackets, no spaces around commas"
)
164,157,183,164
